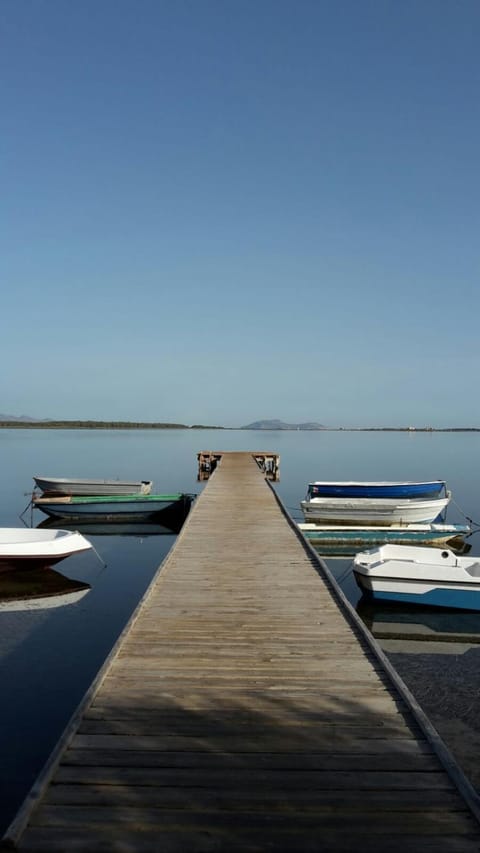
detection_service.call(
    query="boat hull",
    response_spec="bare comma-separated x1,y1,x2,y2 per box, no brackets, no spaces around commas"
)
34,476,153,496
354,573,480,611
32,494,192,521
306,481,446,499
0,554,84,572
300,494,451,525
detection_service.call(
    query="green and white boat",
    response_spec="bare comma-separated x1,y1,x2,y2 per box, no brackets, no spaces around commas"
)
32,492,194,521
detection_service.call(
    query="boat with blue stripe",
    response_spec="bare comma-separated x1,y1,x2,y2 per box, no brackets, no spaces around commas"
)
306,480,447,499
353,544,480,611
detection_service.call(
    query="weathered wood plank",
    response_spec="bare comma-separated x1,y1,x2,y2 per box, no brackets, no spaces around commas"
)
72,733,431,753
62,748,441,772
87,700,415,724
52,766,455,790
78,718,421,738
15,826,480,853
41,784,466,810
30,805,477,835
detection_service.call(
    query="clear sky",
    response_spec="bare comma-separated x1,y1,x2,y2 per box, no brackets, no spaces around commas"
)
1,0,479,428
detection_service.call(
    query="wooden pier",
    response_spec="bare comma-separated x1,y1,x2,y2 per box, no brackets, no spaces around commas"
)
4,452,480,851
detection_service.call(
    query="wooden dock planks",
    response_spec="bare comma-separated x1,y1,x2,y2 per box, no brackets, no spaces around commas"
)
4,452,480,851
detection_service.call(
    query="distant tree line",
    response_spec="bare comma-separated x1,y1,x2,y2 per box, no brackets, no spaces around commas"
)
0,420,188,429
0,421,226,430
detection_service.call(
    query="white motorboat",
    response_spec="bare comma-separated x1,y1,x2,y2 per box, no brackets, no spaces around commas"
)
353,544,480,610
0,528,92,572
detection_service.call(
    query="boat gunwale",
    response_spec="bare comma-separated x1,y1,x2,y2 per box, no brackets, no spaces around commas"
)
307,479,446,487
301,494,451,508
32,493,186,505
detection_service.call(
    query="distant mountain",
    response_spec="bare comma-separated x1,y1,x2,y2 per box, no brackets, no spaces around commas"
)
0,413,47,422
241,419,326,430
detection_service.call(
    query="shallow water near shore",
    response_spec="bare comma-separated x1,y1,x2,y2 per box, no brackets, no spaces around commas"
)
0,427,479,830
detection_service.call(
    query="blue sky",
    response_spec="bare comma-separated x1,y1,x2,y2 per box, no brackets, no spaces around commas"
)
1,0,479,428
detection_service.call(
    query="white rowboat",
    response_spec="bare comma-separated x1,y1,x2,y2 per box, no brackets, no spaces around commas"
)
33,476,153,496
300,493,451,525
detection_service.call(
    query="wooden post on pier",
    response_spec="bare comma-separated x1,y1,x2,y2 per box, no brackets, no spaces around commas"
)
197,450,280,481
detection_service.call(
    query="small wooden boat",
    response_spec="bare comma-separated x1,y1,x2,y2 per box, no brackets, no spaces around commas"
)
305,480,447,499
33,476,153,496
298,522,470,555
0,528,92,572
353,544,480,610
0,566,91,610
32,493,194,521
300,493,451,525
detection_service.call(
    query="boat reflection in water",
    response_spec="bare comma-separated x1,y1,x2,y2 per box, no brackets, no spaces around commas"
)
0,566,91,612
356,599,480,655
37,518,184,537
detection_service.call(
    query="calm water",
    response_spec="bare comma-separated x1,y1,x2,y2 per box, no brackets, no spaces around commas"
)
1,427,480,830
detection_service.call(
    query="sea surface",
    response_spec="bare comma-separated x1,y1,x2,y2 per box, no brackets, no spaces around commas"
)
0,427,479,832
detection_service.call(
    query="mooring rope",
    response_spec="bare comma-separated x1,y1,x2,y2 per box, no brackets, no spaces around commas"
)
19,493,35,527
450,495,480,529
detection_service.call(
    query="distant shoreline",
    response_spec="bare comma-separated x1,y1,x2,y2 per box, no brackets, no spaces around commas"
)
0,422,478,433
